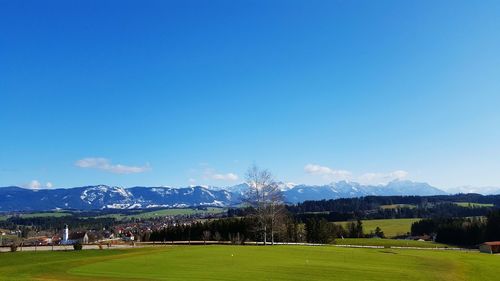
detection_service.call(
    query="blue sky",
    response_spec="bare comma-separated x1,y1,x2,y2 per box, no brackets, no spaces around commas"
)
1,0,499,191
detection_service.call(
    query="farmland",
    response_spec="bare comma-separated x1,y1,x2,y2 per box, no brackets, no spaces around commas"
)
380,204,417,209
0,211,70,221
335,218,421,237
0,245,498,280
454,202,495,208
96,207,225,220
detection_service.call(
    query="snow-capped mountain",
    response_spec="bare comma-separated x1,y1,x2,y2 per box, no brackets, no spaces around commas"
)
0,185,235,211
0,180,447,211
127,186,233,208
283,180,447,203
444,185,500,195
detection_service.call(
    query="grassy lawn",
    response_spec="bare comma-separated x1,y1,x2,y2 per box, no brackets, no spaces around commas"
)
335,238,450,248
335,218,421,237
454,202,494,208
0,245,498,280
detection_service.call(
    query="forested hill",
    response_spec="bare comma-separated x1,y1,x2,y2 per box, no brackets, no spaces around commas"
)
288,194,500,213
282,194,500,222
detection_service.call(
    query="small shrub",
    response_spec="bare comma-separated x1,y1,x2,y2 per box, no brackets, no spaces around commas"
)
73,243,83,251
10,244,18,252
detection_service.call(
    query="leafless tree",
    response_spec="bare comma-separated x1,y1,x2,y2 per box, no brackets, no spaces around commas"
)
202,230,211,245
214,231,222,243
244,164,285,245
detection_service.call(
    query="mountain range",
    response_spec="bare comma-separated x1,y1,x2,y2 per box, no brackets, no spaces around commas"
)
0,180,447,211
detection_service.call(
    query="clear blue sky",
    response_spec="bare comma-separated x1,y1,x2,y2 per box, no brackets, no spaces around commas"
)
1,0,499,191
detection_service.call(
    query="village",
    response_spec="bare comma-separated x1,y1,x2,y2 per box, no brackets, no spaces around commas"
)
0,213,210,251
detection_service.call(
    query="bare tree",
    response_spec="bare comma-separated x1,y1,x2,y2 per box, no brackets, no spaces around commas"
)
214,231,222,243
244,164,285,245
202,230,211,245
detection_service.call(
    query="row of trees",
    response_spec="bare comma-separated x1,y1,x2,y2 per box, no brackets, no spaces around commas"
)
289,203,493,222
0,217,115,237
148,216,374,244
149,218,257,243
289,194,500,214
411,210,500,246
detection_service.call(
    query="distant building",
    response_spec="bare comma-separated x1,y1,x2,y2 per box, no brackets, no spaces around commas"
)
63,224,69,242
52,235,61,245
68,232,89,244
480,242,500,254
36,236,53,246
60,225,89,245
103,230,114,239
123,231,135,242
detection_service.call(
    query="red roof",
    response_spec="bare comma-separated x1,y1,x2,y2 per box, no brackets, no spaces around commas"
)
483,241,500,246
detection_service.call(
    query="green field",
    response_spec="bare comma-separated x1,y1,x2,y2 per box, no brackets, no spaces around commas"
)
0,211,70,221
454,202,495,208
0,246,498,280
130,207,225,219
97,207,225,220
380,204,416,209
336,218,421,237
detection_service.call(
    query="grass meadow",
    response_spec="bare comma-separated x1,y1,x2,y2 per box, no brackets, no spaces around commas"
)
95,207,225,220
454,202,495,208
335,218,421,237
0,245,498,280
335,238,449,248
0,211,71,221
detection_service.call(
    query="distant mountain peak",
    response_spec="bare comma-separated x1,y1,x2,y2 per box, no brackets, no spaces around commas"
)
283,180,447,203
0,180,447,211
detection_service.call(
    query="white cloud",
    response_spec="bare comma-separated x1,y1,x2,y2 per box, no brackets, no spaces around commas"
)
27,180,41,189
444,186,500,195
188,178,197,184
23,180,54,189
75,157,150,174
304,164,352,181
358,170,409,185
211,173,239,181
203,168,239,182
305,164,408,185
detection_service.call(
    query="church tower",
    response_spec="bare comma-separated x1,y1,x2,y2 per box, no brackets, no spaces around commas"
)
63,224,69,242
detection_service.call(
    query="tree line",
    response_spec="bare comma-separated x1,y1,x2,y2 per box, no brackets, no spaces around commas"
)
286,201,495,222
411,210,500,246
288,194,499,214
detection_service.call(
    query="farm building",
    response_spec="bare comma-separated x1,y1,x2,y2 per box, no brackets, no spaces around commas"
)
479,242,500,254
68,232,89,244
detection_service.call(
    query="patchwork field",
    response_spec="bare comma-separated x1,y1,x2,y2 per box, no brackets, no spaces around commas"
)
95,207,226,220
0,245,498,280
0,211,71,221
335,218,421,237
454,202,495,208
380,204,417,209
